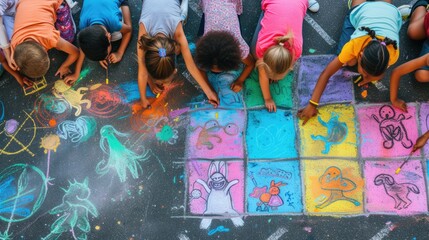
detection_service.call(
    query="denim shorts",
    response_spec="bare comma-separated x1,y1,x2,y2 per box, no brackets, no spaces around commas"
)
420,39,429,71
336,5,361,55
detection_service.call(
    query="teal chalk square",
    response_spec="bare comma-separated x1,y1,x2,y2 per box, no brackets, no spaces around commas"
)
243,69,294,108
246,109,297,159
246,161,303,214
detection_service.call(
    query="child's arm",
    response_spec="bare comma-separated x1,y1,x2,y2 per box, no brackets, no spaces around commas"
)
175,23,219,107
297,57,343,125
413,130,429,152
390,53,429,112
137,23,151,108
108,5,132,64
64,48,85,85
0,16,11,66
231,53,255,93
55,37,79,78
256,58,276,112
0,52,32,87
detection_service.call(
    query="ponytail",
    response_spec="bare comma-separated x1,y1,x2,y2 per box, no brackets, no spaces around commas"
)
262,31,294,76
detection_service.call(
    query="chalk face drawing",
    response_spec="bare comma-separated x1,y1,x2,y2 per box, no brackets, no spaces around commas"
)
244,69,293,109
207,71,243,108
299,104,357,158
365,161,427,214
186,110,244,159
246,161,302,214
44,178,98,240
187,160,244,229
358,104,419,158
418,103,429,155
34,94,71,126
96,125,150,182
246,109,297,159
296,55,353,108
85,84,126,118
303,160,363,214
0,111,36,157
57,116,97,144
52,80,91,116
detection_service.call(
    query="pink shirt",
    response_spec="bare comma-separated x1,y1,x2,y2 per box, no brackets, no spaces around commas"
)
255,0,308,60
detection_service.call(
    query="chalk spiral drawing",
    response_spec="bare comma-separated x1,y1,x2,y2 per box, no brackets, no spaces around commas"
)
0,111,36,157
57,116,97,143
374,174,420,210
311,113,348,154
34,94,72,126
52,80,92,116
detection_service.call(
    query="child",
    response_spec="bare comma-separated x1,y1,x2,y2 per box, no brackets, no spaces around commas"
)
9,0,79,80
195,0,255,93
137,0,219,109
298,0,401,125
251,0,311,112
64,0,132,85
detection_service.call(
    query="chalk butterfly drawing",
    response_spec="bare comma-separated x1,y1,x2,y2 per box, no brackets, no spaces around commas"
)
372,105,412,149
374,174,420,210
311,113,347,154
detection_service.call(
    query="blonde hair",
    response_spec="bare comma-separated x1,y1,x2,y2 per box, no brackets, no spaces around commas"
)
14,41,49,78
261,31,294,76
139,34,178,80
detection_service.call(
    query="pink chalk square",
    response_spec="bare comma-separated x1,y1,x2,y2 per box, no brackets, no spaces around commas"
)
186,109,245,159
418,103,429,156
357,104,419,158
186,160,244,215
365,161,427,214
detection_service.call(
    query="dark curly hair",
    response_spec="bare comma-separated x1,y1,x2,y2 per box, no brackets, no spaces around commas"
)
195,30,241,71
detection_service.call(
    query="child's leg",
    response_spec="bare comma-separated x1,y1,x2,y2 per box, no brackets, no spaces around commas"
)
415,40,429,82
2,15,14,41
336,7,357,55
250,12,264,58
408,4,428,40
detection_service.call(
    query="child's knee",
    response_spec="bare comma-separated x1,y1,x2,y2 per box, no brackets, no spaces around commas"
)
415,70,429,82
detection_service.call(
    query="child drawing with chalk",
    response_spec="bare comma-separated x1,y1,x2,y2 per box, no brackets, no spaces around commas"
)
194,0,255,93
251,0,318,112
137,0,219,109
298,0,401,124
64,0,132,85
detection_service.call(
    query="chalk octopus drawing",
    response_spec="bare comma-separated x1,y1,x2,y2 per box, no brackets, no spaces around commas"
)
249,180,286,212
191,120,239,150
316,167,360,209
0,111,36,157
372,105,412,149
374,174,420,210
52,80,92,116
193,161,244,229
96,125,150,183
311,113,348,154
57,116,97,144
43,178,98,240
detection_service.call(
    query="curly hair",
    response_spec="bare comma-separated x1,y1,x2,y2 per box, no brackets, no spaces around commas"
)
195,30,241,71
14,41,49,78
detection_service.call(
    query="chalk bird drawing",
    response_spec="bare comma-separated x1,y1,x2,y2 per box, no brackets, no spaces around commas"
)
191,120,239,150
372,105,412,149
249,180,286,212
52,80,91,116
43,178,98,240
311,113,347,154
374,174,420,210
193,161,244,229
96,125,150,182
316,166,360,209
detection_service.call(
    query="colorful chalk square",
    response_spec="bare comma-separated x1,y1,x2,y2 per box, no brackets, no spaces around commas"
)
296,55,353,108
299,104,357,158
357,104,419,158
246,161,303,214
418,103,429,156
207,71,244,108
302,159,364,214
243,69,293,109
246,109,297,159
365,161,427,214
187,160,244,215
186,109,245,159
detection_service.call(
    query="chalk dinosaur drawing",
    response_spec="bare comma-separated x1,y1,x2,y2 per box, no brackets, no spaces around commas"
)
311,113,347,154
193,161,244,229
249,180,286,212
191,120,239,150
52,80,91,116
372,105,412,149
374,174,420,210
316,166,360,209
96,125,150,182
43,178,98,240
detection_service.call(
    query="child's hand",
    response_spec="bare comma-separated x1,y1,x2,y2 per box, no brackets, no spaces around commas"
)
205,89,219,108
297,104,318,125
140,98,151,110
8,58,18,70
108,52,123,64
230,81,243,92
64,73,79,86
99,60,109,69
16,75,33,87
413,134,429,152
264,98,276,112
391,99,408,113
148,80,164,94
55,66,72,79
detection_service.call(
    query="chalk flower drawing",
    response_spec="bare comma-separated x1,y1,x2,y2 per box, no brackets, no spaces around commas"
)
374,174,420,210
311,113,348,154
52,80,91,116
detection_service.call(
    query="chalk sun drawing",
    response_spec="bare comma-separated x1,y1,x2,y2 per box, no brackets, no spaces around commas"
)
52,80,91,116
96,125,150,182
372,105,412,149
316,167,360,209
192,161,244,229
0,111,36,156
34,94,71,126
40,134,61,185
190,120,238,150
374,174,420,210
43,178,98,240
57,116,97,144
249,180,286,212
311,113,348,154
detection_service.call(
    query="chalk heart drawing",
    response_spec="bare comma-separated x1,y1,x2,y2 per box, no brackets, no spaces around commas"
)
191,119,239,150
192,161,244,229
372,105,412,149
249,180,286,212
374,174,420,210
311,112,347,154
52,80,91,116
43,178,98,240
0,111,36,157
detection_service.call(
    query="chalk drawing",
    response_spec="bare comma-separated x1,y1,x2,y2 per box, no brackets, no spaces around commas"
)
0,101,4,122
250,180,285,212
206,71,243,108
52,80,91,116
57,116,97,143
374,174,419,210
208,225,230,236
156,124,179,144
34,94,72,126
266,227,288,240
304,15,336,46
43,178,98,240
311,113,348,154
191,120,238,150
40,134,61,185
0,111,36,157
85,84,126,118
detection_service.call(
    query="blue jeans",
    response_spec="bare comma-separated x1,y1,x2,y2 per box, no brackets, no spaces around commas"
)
336,5,361,55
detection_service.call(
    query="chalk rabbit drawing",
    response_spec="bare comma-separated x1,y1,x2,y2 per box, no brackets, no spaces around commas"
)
195,161,244,229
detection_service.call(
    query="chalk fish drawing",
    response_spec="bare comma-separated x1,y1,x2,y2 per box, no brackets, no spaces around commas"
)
372,105,412,149
191,120,239,150
316,167,360,209
52,80,91,116
311,113,347,154
374,174,420,210
193,161,244,229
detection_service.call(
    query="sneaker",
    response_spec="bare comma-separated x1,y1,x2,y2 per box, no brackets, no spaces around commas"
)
308,0,319,13
398,4,412,20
